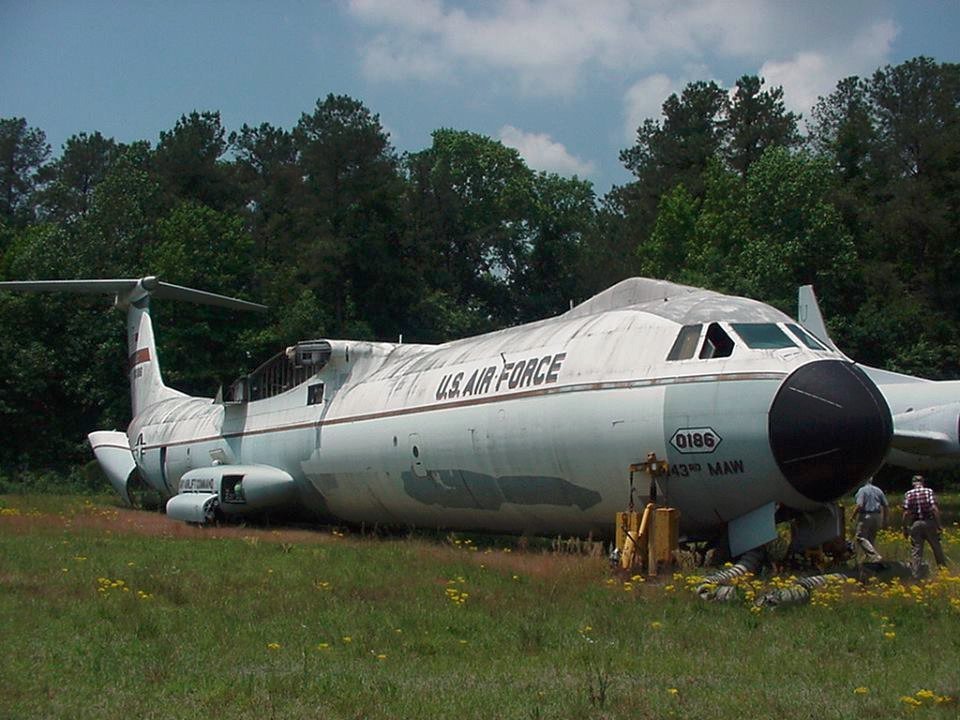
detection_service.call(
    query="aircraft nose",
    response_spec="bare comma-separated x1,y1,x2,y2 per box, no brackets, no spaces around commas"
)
769,360,892,502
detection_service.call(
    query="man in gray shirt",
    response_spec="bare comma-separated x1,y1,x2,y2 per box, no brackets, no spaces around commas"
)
851,477,887,562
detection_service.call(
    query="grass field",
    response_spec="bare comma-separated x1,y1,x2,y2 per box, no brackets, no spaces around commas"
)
1,494,959,720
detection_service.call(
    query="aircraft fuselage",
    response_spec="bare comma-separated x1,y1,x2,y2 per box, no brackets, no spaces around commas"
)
127,293,890,539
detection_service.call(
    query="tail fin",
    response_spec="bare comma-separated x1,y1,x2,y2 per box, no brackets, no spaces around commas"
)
0,276,265,415
797,285,840,353
125,279,178,414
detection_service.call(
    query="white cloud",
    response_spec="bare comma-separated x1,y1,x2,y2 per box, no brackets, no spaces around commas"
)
348,0,648,94
359,34,450,83
346,0,898,110
622,74,677,142
760,20,898,114
498,125,595,177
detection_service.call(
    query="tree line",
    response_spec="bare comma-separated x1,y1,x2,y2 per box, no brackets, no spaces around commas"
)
1,56,958,484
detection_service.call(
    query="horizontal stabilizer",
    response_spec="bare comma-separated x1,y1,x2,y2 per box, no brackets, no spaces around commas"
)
0,276,266,312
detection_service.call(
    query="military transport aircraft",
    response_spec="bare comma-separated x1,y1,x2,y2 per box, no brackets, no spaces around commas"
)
799,285,960,470
1,276,894,556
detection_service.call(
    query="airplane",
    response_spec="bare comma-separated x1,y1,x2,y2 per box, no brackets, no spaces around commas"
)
0,275,894,557
798,285,960,470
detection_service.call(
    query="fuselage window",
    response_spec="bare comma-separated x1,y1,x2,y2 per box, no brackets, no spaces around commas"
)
667,324,703,361
307,382,325,405
699,323,735,359
785,323,828,351
731,323,797,349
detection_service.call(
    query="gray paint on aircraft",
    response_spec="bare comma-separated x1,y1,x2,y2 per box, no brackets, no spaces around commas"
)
400,469,602,511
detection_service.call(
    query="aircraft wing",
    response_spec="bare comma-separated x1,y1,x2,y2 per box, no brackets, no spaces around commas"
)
862,365,932,385
890,429,957,457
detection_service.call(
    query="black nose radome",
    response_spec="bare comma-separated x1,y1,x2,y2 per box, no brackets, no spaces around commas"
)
769,360,892,502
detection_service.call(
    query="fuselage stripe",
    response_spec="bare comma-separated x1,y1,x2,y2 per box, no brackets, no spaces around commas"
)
136,370,786,451
129,348,151,368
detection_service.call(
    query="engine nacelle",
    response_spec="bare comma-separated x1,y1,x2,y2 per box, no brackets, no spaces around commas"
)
166,464,297,523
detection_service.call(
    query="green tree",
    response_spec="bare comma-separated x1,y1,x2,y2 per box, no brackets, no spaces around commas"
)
866,57,960,311
34,132,121,222
143,202,262,395
638,183,699,281
404,129,536,335
154,111,234,211
650,149,859,316
0,117,50,228
291,95,406,337
735,147,859,312
808,76,875,182
0,223,127,473
621,81,728,201
71,143,163,276
673,160,748,292
606,81,728,294
229,122,299,260
725,75,801,176
514,172,595,322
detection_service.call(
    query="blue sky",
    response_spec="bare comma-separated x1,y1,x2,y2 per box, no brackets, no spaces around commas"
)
2,1,958,194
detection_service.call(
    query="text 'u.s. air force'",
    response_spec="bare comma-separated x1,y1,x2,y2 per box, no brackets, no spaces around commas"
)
436,353,567,401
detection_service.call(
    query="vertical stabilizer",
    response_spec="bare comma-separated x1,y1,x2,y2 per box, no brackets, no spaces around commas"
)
123,278,183,415
797,285,840,353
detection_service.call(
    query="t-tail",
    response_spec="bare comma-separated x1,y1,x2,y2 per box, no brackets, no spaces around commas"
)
0,276,265,414
0,276,266,502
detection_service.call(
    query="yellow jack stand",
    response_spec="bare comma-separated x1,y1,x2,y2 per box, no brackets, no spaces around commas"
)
615,454,680,575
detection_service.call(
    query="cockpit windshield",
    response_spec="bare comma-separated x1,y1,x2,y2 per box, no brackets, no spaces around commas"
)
785,323,829,351
666,324,702,360
666,323,735,360
730,323,796,349
699,323,735,358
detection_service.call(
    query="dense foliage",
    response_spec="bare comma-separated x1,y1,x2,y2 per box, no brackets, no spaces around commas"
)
1,57,958,481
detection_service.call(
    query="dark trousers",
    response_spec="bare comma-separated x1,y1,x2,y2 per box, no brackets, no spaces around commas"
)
909,520,946,577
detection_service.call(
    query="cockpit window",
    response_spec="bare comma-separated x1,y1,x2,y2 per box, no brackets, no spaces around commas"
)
699,323,735,359
667,324,702,361
731,323,797,349
785,323,828,351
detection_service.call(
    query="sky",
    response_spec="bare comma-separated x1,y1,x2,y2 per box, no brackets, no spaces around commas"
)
2,0,958,195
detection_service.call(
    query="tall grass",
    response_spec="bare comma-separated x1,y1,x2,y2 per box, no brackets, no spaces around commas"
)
1,495,958,719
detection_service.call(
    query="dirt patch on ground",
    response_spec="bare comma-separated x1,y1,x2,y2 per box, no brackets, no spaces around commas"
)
0,498,607,577
0,501,338,545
